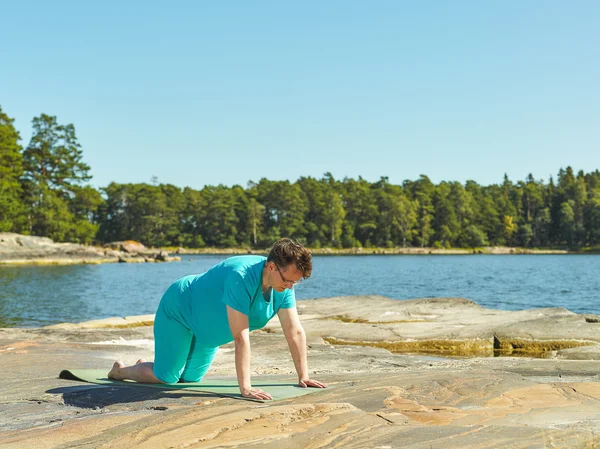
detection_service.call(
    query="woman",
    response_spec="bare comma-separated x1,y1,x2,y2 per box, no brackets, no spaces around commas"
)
108,238,327,400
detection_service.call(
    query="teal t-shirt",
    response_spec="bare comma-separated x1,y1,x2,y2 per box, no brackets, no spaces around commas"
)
172,255,296,347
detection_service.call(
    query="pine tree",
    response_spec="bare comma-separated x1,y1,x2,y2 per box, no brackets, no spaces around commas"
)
0,106,25,232
22,114,97,242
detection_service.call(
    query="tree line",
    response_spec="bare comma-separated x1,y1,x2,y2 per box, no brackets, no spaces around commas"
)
2,105,600,249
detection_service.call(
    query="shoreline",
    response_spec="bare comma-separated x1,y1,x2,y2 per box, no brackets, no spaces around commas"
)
2,233,591,266
18,297,600,358
0,255,182,266
8,294,600,330
0,245,574,266
172,246,570,255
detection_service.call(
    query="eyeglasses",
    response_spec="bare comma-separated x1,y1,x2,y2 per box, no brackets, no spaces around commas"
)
274,263,303,286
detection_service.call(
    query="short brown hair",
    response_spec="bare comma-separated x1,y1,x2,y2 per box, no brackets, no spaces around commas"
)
267,238,312,279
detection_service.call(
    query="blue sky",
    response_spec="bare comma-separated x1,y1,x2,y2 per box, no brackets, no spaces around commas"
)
1,1,598,190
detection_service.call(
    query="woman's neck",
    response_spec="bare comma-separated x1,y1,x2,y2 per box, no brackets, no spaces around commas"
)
262,263,271,292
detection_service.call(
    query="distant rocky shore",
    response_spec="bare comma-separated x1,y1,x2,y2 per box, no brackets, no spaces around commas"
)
0,233,180,265
174,246,568,255
0,232,573,266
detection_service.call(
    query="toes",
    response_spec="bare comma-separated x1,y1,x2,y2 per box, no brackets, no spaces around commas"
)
108,360,125,379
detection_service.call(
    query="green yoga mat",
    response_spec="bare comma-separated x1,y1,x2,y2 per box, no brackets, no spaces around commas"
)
59,369,323,401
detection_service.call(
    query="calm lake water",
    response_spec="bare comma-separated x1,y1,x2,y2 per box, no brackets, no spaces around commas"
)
0,255,598,327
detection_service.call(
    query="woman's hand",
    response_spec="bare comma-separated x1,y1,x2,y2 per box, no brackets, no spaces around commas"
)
298,378,327,388
241,387,273,400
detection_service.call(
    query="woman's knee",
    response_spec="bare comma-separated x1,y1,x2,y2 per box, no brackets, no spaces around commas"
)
152,365,182,384
180,373,204,383
179,363,211,383
180,346,218,382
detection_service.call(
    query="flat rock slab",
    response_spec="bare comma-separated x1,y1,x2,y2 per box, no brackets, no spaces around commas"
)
1,296,600,448
288,296,600,358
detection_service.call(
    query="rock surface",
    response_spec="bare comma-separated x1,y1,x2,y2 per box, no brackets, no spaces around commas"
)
103,240,148,253
1,296,599,448
0,233,180,265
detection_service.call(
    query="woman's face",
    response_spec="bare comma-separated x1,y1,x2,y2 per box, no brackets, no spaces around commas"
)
269,261,303,292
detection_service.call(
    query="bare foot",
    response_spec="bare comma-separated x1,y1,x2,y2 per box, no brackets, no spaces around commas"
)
108,360,125,380
135,358,147,365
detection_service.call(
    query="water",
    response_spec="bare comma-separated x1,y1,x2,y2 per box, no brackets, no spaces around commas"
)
0,255,598,327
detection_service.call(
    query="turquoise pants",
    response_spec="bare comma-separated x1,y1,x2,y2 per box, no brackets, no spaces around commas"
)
152,281,218,383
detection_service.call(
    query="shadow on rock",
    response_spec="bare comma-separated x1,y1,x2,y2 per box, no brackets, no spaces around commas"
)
46,384,225,409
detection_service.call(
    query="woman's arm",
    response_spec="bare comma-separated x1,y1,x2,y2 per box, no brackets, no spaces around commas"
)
226,305,272,400
277,306,327,388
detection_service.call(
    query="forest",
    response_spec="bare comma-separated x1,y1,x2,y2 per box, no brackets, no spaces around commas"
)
2,105,599,249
